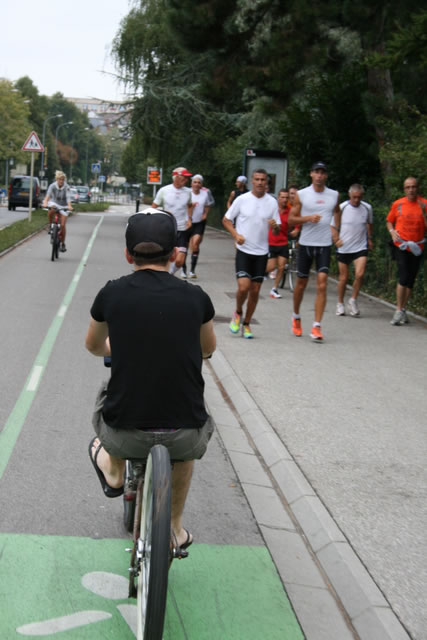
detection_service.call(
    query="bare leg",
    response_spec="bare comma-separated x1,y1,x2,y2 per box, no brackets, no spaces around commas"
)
337,262,348,303
175,250,187,269
274,256,287,289
351,257,367,299
244,281,262,323
171,460,194,546
236,277,251,312
60,214,67,243
314,272,328,323
396,284,411,310
293,277,308,314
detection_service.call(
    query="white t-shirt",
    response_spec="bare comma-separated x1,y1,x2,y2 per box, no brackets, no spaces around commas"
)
191,189,209,223
225,191,281,255
153,184,191,230
338,200,373,254
298,184,339,247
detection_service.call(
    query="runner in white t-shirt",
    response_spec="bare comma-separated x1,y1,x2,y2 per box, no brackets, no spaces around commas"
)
288,161,341,341
152,166,193,274
185,174,210,278
335,184,373,317
223,169,281,339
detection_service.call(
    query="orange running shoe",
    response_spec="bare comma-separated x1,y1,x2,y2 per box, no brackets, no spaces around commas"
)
292,317,302,337
310,326,323,341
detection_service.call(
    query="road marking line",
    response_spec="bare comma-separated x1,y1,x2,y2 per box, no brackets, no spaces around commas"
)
58,304,67,317
0,216,104,481
26,365,43,392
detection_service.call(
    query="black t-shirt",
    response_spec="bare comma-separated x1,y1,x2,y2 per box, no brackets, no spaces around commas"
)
90,269,215,430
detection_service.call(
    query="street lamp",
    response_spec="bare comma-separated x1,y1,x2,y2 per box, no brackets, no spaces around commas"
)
55,121,73,168
41,113,62,177
84,127,90,186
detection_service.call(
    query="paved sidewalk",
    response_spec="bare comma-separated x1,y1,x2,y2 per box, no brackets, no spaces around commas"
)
196,227,426,640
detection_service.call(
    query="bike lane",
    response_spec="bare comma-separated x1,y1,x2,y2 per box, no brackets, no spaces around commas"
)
0,213,304,640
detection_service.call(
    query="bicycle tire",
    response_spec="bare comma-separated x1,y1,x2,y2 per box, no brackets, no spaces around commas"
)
51,226,59,261
123,460,137,532
137,445,171,640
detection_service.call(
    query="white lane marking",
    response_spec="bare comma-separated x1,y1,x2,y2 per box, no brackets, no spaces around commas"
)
16,611,112,636
26,365,43,392
81,571,129,600
58,305,67,317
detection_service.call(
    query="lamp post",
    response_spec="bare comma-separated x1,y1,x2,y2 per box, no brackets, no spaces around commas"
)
84,127,90,186
41,114,62,177
55,121,73,168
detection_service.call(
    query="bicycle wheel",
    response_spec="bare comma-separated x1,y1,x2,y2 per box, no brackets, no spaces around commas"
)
137,445,171,640
51,226,59,261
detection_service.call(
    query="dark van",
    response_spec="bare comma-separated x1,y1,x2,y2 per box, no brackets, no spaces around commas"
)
8,176,40,210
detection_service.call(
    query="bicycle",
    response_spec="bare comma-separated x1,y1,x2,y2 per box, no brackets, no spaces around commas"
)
101,357,189,639
280,237,298,291
126,446,190,640
45,206,66,261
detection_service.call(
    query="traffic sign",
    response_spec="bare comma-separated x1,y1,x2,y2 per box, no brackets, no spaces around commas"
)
22,131,44,152
98,175,106,183
147,166,162,185
92,163,101,174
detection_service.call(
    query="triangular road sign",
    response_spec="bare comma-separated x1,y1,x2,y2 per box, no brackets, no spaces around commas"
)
22,131,44,152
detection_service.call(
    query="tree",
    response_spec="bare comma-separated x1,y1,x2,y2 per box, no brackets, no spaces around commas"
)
0,80,31,183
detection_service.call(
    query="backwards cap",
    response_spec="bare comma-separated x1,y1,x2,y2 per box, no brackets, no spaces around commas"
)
126,208,177,258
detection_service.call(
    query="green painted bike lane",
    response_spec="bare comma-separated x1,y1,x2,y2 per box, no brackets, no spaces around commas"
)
0,534,303,639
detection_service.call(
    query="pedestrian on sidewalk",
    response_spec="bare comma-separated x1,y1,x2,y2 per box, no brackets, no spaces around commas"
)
227,175,248,209
267,189,299,299
334,184,373,317
223,168,281,338
185,174,211,279
387,176,427,325
288,162,341,341
152,167,193,276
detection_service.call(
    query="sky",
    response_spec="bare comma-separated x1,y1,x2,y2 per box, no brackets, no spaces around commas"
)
0,0,132,101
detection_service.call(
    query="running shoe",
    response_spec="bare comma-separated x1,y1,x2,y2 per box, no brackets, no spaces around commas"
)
310,326,323,341
390,310,405,325
60,243,67,252
189,272,198,279
401,309,410,324
347,298,360,317
270,288,282,299
336,302,345,316
229,311,241,334
181,271,188,279
242,324,253,339
292,317,302,337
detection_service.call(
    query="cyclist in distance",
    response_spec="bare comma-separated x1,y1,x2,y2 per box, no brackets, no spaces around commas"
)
85,209,216,551
42,170,72,252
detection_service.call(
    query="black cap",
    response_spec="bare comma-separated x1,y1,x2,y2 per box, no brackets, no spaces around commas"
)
126,208,177,258
311,161,328,171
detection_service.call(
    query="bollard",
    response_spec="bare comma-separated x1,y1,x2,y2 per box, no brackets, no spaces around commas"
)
136,199,140,212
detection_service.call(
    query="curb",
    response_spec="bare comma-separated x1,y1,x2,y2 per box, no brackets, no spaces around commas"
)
204,349,411,640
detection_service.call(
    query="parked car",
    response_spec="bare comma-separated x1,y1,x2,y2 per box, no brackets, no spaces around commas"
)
8,176,40,210
69,187,79,204
75,186,91,203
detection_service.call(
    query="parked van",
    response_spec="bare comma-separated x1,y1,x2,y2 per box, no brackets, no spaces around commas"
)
8,176,40,210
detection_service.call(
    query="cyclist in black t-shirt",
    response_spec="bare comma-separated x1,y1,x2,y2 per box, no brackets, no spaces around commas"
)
85,209,216,549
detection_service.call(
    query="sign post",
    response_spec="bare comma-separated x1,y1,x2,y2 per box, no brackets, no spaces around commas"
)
22,131,44,222
147,166,162,199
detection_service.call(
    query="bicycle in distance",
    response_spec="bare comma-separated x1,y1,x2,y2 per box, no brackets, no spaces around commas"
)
104,358,189,640
45,206,67,262
280,237,299,291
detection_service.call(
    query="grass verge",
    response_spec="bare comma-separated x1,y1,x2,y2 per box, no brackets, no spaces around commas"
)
0,209,47,254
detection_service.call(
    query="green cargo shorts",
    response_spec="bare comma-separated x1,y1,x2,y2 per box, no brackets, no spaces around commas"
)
92,382,214,461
